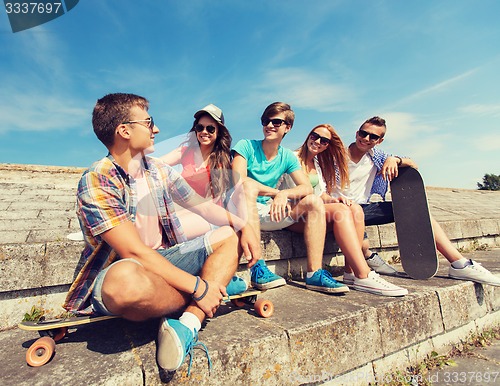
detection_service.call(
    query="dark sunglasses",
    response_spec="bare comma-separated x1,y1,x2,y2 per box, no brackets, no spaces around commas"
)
309,131,331,146
122,116,154,131
358,129,381,141
261,118,287,127
194,124,216,134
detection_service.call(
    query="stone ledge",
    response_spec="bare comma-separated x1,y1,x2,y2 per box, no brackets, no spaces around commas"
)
1,250,498,385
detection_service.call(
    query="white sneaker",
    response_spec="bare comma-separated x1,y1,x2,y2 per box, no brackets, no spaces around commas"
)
449,259,500,286
352,271,408,297
366,252,404,276
343,272,355,285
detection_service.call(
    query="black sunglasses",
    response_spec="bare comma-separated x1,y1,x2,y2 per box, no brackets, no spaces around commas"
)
261,118,287,127
194,124,216,134
309,131,331,146
358,129,381,141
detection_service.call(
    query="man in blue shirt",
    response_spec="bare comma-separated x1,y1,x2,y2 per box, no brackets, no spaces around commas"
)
232,102,348,293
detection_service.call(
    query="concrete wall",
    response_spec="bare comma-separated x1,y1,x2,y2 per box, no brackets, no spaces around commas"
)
1,164,500,329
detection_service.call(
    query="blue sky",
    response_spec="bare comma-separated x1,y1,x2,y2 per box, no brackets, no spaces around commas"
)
1,0,499,189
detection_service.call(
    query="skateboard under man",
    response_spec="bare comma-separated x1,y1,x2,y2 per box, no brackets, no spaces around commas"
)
390,167,439,280
19,288,273,367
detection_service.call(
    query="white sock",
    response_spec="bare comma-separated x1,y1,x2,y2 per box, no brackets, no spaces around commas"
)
306,271,316,279
451,258,471,269
179,312,201,335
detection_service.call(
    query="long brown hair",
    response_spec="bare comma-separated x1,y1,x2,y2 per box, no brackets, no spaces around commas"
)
185,113,232,198
297,124,349,192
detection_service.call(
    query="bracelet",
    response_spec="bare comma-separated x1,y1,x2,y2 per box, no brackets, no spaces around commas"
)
192,276,200,295
395,156,402,166
192,278,209,301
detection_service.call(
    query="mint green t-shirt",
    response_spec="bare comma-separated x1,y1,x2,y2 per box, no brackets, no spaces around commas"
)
308,173,319,189
232,139,301,204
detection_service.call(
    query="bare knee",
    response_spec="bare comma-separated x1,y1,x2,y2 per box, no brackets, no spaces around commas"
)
325,203,351,223
210,225,237,244
241,178,259,200
101,262,152,314
351,203,365,223
301,194,325,213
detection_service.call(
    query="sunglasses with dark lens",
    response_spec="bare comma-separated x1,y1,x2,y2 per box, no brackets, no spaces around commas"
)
122,116,154,131
261,118,287,127
194,124,216,134
309,131,331,146
358,129,381,141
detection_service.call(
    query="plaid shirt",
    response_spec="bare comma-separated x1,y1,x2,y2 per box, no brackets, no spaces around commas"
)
64,155,194,314
368,148,409,201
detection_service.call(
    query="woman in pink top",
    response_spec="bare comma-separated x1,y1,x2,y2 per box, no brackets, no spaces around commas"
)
162,104,232,238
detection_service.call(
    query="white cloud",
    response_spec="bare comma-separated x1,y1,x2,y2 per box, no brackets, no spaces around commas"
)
459,103,500,117
473,135,500,151
0,91,88,133
389,68,478,108
376,112,437,141
250,67,356,113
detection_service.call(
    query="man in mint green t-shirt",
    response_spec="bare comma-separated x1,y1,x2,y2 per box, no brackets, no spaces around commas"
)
232,102,348,294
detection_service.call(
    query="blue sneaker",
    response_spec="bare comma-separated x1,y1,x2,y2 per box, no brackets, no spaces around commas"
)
250,259,286,290
157,318,212,375
226,276,248,296
306,269,349,294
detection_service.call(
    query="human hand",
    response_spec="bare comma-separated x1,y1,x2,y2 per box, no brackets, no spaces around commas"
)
269,191,291,222
337,196,353,206
192,279,225,318
380,156,400,181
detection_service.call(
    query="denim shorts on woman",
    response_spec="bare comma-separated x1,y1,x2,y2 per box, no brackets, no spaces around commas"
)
91,232,213,316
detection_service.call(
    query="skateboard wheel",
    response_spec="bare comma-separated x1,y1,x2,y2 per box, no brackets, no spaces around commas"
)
51,327,68,342
254,299,274,318
231,299,246,308
26,336,56,367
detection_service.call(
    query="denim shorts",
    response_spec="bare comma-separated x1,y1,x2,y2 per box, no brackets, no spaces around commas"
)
91,233,213,315
361,201,395,226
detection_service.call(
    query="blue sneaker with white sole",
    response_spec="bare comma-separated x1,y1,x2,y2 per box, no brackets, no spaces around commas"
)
157,318,211,375
226,276,248,296
250,259,286,290
305,269,349,294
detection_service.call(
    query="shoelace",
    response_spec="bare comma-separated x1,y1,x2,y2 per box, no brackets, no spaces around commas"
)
185,331,212,376
369,272,396,288
468,261,489,273
317,269,338,285
253,263,275,280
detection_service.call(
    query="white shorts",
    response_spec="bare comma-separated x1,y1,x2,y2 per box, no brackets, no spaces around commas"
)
257,201,296,231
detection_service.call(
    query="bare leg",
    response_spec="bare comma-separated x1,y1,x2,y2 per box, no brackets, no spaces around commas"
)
324,203,370,279
286,194,326,272
184,226,239,322
431,217,462,263
236,178,262,251
102,226,239,322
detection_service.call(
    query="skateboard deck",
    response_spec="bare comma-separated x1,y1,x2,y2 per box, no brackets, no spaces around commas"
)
19,288,273,367
390,167,438,280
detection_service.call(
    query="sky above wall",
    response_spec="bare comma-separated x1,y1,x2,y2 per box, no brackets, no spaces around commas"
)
1,0,499,189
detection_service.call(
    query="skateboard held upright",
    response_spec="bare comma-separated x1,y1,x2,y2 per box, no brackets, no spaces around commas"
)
390,167,438,280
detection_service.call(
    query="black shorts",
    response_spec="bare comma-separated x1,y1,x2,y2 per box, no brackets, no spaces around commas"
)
361,202,394,226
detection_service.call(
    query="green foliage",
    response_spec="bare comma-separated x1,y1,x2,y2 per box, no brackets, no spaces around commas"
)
371,326,500,386
22,305,46,322
477,173,500,191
